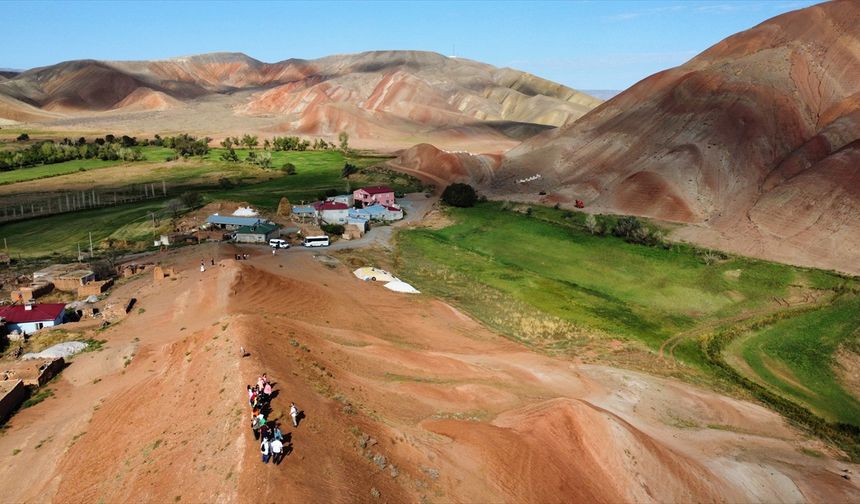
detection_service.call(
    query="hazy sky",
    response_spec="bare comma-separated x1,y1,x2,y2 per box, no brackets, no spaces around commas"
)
5,0,818,90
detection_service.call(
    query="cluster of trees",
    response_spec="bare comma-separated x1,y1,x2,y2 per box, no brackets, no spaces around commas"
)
165,191,203,218
583,214,666,247
441,183,478,207
219,147,274,168
160,134,211,158
220,135,259,150
220,134,345,152
0,136,144,171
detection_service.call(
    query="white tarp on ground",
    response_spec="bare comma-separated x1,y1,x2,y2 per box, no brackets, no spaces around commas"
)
353,267,398,282
384,280,420,294
232,206,259,217
22,341,87,360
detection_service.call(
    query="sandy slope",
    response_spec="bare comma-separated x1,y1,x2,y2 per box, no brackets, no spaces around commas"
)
1,244,856,503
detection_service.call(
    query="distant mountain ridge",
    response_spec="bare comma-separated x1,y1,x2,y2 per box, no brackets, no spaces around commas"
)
0,51,601,150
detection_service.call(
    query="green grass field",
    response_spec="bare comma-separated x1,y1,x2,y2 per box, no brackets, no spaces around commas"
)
0,149,413,258
396,202,860,428
0,147,176,185
398,203,809,350
0,200,168,258
729,295,860,424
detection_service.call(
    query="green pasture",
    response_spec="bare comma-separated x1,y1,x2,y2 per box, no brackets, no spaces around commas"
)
0,200,168,258
397,203,808,350
729,295,860,424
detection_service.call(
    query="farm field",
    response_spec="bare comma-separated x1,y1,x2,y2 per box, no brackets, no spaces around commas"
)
0,200,168,258
0,148,409,258
0,147,175,185
395,202,860,428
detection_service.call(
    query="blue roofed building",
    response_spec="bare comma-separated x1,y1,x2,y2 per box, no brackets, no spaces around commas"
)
206,215,264,230
350,204,403,222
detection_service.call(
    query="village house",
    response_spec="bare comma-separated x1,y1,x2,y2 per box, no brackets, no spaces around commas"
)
353,186,395,207
234,222,280,244
314,201,350,225
350,203,403,222
0,303,66,335
291,205,317,221
347,215,369,232
206,214,263,230
326,194,355,207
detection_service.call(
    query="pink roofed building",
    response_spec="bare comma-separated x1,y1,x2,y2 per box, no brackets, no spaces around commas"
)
353,186,395,207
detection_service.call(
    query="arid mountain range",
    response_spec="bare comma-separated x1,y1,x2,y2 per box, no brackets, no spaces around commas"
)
406,0,858,274
0,51,600,151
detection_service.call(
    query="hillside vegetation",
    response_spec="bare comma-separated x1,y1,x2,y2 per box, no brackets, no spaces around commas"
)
396,203,860,451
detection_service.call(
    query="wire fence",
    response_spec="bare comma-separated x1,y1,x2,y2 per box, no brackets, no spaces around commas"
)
0,181,168,223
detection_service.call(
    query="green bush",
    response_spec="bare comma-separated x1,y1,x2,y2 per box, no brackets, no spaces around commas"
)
441,183,477,208
342,162,359,178
321,224,345,235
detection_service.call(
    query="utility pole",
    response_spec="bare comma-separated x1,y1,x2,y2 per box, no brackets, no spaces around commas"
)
89,232,93,259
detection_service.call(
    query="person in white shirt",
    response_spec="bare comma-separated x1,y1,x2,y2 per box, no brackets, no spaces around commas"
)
271,438,284,464
290,402,299,427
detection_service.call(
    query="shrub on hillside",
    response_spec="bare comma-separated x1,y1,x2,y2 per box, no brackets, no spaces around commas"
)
441,183,477,208
180,191,203,209
321,224,345,235
612,216,642,239
342,162,359,178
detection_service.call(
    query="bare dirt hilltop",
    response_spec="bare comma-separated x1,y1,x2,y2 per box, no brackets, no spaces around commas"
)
494,0,860,275
0,51,601,152
0,245,857,503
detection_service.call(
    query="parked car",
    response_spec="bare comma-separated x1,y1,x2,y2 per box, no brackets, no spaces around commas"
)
268,238,290,249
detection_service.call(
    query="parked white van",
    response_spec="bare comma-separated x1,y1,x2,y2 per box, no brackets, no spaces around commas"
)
268,238,289,249
302,235,330,247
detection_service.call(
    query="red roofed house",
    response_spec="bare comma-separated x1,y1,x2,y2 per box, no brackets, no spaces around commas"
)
353,186,395,208
0,303,66,335
313,201,350,225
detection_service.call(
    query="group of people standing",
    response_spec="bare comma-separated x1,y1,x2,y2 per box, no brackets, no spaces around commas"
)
248,373,301,465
